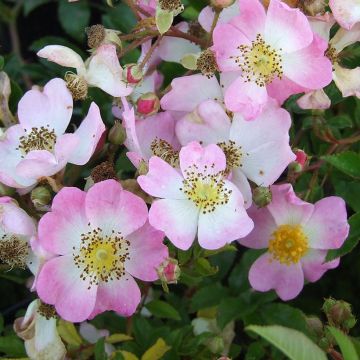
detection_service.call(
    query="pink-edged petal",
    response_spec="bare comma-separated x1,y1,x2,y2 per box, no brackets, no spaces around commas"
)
0,202,35,236
331,23,360,52
230,168,252,209
16,150,59,179
38,187,88,255
249,252,304,301
126,151,142,168
238,205,277,249
224,76,268,119
89,274,140,318
18,78,73,136
329,0,360,30
54,133,80,166
36,255,97,322
175,100,231,146
179,142,226,175
198,181,253,249
86,45,132,97
282,35,333,89
149,198,199,250
157,22,200,63
230,0,266,39
126,222,168,281
303,197,349,250
137,156,185,199
268,184,314,226
160,74,223,112
85,179,147,236
265,0,313,52
37,45,86,74
333,64,360,98
267,76,308,105
308,13,335,42
68,103,105,165
213,24,250,71
297,89,331,110
199,2,239,32
301,249,340,282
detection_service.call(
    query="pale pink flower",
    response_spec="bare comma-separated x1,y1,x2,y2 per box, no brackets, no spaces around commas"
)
36,180,168,322
37,44,132,97
121,98,180,169
138,142,254,250
329,0,360,30
212,0,332,119
239,184,349,300
79,322,115,355
0,78,105,188
296,89,331,110
175,100,295,207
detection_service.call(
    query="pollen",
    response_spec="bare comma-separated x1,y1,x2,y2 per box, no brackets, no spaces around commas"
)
268,224,309,265
180,165,232,214
65,72,88,100
325,46,339,65
17,126,56,156
197,49,219,78
0,235,29,269
159,0,184,12
151,138,180,168
73,226,130,289
232,34,283,87
38,302,57,319
217,140,242,174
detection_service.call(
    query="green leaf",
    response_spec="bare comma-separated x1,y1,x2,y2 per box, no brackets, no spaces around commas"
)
141,338,171,360
145,300,181,321
23,0,51,16
334,181,360,212
327,115,353,129
0,314,3,334
106,333,133,344
246,325,327,360
57,319,83,346
328,327,359,360
94,337,107,360
156,8,173,35
322,151,360,179
216,297,248,329
102,3,137,33
0,56,4,71
0,336,26,357
190,284,229,312
58,0,90,42
326,212,360,261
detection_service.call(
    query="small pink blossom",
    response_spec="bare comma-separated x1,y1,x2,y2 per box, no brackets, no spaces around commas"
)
329,0,360,30
212,0,332,119
138,142,254,250
239,184,349,300
0,78,105,188
36,180,168,322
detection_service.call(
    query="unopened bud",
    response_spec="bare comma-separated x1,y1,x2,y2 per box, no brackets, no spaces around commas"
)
123,64,143,85
137,92,160,116
289,149,308,173
323,298,357,331
157,258,180,284
31,186,52,210
108,120,126,145
299,0,326,16
210,0,235,9
252,186,272,208
306,316,323,338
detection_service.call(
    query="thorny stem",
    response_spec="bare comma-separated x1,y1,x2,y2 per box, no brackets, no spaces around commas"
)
119,36,154,58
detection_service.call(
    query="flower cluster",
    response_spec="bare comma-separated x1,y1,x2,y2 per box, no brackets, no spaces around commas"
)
1,0,358,358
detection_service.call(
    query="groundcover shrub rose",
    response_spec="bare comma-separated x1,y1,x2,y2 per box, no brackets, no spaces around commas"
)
0,0,359,359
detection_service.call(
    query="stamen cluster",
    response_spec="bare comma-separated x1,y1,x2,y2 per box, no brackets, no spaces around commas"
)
0,235,29,269
151,138,180,167
18,126,56,155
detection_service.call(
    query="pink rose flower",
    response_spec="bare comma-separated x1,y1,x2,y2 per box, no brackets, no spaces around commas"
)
212,0,333,119
138,141,254,250
0,78,105,188
36,180,168,322
239,184,350,301
329,0,360,30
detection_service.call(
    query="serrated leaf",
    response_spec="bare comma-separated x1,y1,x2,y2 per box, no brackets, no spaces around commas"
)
328,327,359,360
326,212,360,261
57,319,83,346
145,300,181,320
106,333,132,344
58,0,90,42
141,338,171,360
246,325,327,360
322,152,360,179
156,8,173,35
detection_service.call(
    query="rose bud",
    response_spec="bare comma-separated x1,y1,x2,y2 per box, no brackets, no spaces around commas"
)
137,92,160,116
252,186,272,208
123,64,143,85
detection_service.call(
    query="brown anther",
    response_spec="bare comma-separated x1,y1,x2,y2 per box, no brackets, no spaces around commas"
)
0,235,29,269
38,302,57,320
65,73,88,101
159,0,183,12
91,161,118,183
150,138,179,168
86,24,106,49
197,49,219,78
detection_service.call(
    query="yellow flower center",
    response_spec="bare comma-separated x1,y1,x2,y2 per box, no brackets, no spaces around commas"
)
74,227,130,288
232,34,283,87
325,45,339,65
180,166,231,214
17,126,57,156
268,224,308,265
217,140,243,173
